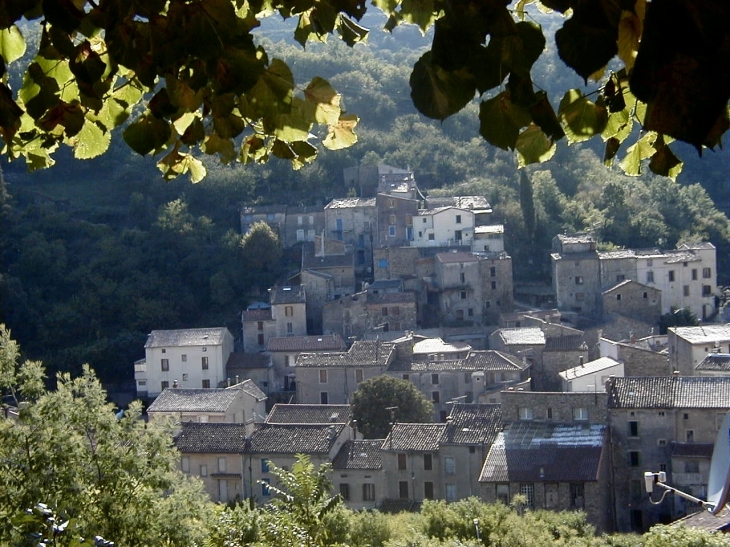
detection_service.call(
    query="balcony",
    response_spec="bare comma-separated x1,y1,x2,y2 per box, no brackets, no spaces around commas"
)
672,472,704,486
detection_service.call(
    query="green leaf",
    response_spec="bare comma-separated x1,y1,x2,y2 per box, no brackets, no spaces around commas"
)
241,134,268,164
183,154,206,183
558,89,608,143
649,141,683,181
603,136,621,166
338,16,369,46
529,90,564,141
112,81,144,108
123,114,171,155
0,82,23,144
303,77,341,125
602,108,631,140
323,113,358,150
400,0,441,32
202,133,236,164
95,97,129,130
478,91,532,150
410,51,476,121
503,21,546,76
241,58,294,120
72,120,110,159
619,132,656,176
0,25,26,64
515,124,556,167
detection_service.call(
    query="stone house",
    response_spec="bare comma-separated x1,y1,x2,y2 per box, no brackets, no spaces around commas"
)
147,381,267,432
375,192,419,247
342,163,412,198
331,439,385,510
472,224,504,253
282,206,325,247
539,335,590,391
240,205,286,240
668,325,730,377
269,285,308,338
602,280,662,324
550,233,601,317
295,340,395,404
322,290,417,340
324,197,376,274
606,376,730,532
265,403,352,425
489,327,546,366
695,353,730,377
479,389,612,532
266,334,347,393
224,352,274,396
599,335,671,377
241,307,275,352
559,356,624,392
135,327,235,399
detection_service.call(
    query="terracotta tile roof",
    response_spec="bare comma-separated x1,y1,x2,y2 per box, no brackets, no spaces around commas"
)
270,286,306,305
696,353,730,371
296,340,394,368
479,422,606,483
544,335,588,352
332,439,383,470
673,506,730,533
267,335,346,353
265,404,351,424
175,422,248,453
401,351,528,373
441,404,502,445
148,388,239,413
242,309,272,322
496,328,546,346
145,328,230,348
382,423,447,452
247,423,345,454
607,377,730,409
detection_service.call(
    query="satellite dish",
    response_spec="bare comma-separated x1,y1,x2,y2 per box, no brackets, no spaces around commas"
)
707,410,730,514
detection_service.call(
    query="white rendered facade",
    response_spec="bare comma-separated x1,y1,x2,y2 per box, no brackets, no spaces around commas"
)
412,207,474,247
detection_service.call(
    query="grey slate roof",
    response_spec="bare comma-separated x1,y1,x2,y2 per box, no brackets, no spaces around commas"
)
544,335,588,352
479,422,606,483
395,351,528,373
382,423,447,452
270,286,306,305
175,422,248,453
247,423,345,454
332,439,383,470
440,404,502,445
148,388,239,413
237,379,268,401
696,353,730,371
607,376,730,409
296,340,394,368
265,404,351,424
145,327,230,348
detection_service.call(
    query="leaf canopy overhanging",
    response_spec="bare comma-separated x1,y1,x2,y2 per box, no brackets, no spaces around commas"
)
0,0,727,181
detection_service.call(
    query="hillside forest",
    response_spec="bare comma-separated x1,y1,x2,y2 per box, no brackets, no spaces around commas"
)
0,13,728,388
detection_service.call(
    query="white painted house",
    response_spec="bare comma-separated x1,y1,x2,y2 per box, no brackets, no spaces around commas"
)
135,327,234,399
559,356,624,392
412,207,474,247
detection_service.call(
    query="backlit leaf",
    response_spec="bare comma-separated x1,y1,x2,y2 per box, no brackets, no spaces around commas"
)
123,114,171,155
515,124,556,167
0,25,26,64
338,16,369,46
410,51,476,121
617,10,641,71
479,91,532,150
619,132,656,176
400,0,440,32
603,136,620,165
303,77,341,126
323,112,358,150
558,89,608,143
649,141,683,181
73,120,110,159
202,133,236,164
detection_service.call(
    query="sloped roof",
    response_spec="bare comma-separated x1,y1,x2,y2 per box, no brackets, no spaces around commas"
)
226,352,271,370
332,439,383,470
670,325,730,344
400,351,528,373
296,340,394,368
236,379,268,401
479,422,606,483
325,197,376,209
607,376,730,409
435,252,479,264
148,388,240,413
412,338,471,355
382,423,447,452
495,327,546,346
247,423,344,454
559,357,621,381
440,404,502,445
145,328,230,348
267,335,346,353
270,286,306,305
265,404,351,424
544,335,588,352
696,353,730,371
242,309,273,322
672,442,714,458
302,252,354,270
175,422,248,453
366,292,416,304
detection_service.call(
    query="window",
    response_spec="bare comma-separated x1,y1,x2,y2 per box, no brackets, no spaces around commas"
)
398,453,407,470
320,392,328,404
669,270,675,282
647,271,654,283
202,379,211,388
445,483,457,502
182,373,188,381
659,463,667,472
399,481,409,499
703,285,712,296
406,214,413,226
629,421,639,437
468,308,473,317
485,300,491,308
424,453,433,471
257,333,265,346
573,408,588,421
428,233,435,241
431,373,439,385
161,359,169,371
202,356,209,370
496,484,510,504
575,276,584,285
683,285,690,297
686,429,694,442
425,481,434,499
629,451,640,467
218,457,227,473
392,306,400,316
356,369,364,383
547,407,553,420
161,380,169,391
464,372,471,383
432,391,440,403
298,215,303,225
202,347,207,352
285,305,293,316
382,306,388,316
692,269,698,280
630,480,643,501
616,293,622,301
181,354,187,362
363,483,375,501
570,483,585,509
703,267,712,278
389,225,396,236
657,439,667,446
261,458,270,473
339,483,350,500
520,483,534,508
685,460,700,473
309,215,314,225
460,290,467,300
181,457,190,473
378,258,389,268
460,272,465,283
261,478,271,496
491,281,497,290
575,292,584,301
444,457,456,475
519,407,534,421
402,374,409,380
286,322,293,334
319,369,328,383
616,274,625,282
454,214,462,224
200,464,208,477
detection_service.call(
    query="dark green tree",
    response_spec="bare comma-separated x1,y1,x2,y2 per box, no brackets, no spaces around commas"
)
519,170,536,244
659,307,700,335
351,375,434,438
240,221,283,273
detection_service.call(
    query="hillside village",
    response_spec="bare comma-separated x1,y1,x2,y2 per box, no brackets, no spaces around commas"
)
132,164,730,534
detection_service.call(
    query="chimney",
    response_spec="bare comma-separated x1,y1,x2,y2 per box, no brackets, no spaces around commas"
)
579,355,584,367
630,332,636,344
235,375,240,385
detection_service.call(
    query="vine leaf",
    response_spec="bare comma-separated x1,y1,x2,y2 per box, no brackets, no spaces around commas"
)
515,124,556,167
323,113,358,150
479,91,532,151
73,120,110,159
410,51,476,121
558,89,608,143
619,132,656,176
0,25,26,64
